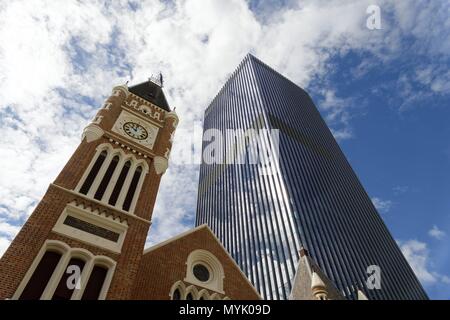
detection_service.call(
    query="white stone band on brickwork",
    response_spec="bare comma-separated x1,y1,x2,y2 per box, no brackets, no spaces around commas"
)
112,84,129,98
82,124,104,143
153,156,168,175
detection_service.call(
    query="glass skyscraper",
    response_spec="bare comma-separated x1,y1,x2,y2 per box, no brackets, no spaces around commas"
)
195,54,428,300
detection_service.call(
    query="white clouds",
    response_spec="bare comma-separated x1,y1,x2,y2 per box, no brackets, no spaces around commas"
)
415,67,450,95
398,239,449,286
0,220,19,258
0,220,20,238
399,239,436,284
428,225,446,240
145,163,199,246
0,237,11,259
0,1,115,107
381,1,450,112
319,90,355,140
393,185,409,195
0,2,66,107
0,0,448,248
441,275,450,285
371,197,392,214
0,0,127,216
390,1,450,57
256,1,375,86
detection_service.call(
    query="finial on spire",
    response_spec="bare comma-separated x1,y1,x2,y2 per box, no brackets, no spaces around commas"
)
311,272,328,300
357,289,368,300
148,73,164,87
299,247,309,257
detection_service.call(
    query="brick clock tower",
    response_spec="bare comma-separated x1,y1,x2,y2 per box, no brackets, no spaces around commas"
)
0,79,178,300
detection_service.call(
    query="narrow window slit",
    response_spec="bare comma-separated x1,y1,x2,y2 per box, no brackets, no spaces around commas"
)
94,156,119,200
108,161,131,206
122,166,142,211
79,150,107,195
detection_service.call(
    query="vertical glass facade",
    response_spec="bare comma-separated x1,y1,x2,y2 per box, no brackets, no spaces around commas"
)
196,54,428,300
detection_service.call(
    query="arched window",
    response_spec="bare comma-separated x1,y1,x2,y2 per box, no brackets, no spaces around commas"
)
169,281,186,300
19,251,62,300
193,264,210,282
81,265,108,300
77,144,148,214
184,250,225,293
185,285,199,300
94,155,119,200
108,161,131,206
14,241,116,300
210,293,219,300
198,289,210,300
122,166,142,211
52,257,86,300
172,289,181,300
79,150,107,195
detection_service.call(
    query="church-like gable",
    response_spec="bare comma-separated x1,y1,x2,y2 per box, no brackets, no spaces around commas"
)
132,224,260,300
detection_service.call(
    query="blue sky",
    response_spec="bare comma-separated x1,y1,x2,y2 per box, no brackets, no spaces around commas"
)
308,48,450,299
0,0,449,299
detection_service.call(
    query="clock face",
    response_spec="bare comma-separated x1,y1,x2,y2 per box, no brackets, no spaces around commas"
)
123,122,148,140
112,111,159,149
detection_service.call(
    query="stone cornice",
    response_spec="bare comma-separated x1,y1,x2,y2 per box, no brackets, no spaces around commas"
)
121,105,164,128
104,132,156,159
50,183,151,225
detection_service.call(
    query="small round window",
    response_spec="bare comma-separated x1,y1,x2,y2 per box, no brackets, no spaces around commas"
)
193,264,210,282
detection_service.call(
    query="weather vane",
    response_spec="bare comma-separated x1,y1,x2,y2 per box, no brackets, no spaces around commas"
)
148,72,164,87
159,72,164,88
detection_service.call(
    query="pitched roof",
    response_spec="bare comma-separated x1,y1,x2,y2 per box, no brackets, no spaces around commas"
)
129,80,170,112
289,250,345,300
143,224,261,298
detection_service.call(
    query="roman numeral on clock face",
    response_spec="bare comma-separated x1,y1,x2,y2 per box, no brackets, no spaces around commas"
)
123,122,148,140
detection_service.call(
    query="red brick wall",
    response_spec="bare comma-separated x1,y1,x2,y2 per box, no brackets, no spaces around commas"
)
0,86,172,299
0,183,151,299
132,226,260,300
0,185,69,299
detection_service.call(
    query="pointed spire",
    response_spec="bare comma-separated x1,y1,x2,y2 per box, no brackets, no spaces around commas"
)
357,289,368,300
299,246,309,257
311,272,326,290
311,272,328,300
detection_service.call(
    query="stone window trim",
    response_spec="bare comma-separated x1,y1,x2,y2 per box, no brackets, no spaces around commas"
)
51,184,150,225
184,249,225,294
63,216,120,242
12,240,116,300
185,283,199,300
169,280,186,300
52,202,128,254
169,281,229,300
75,143,149,214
